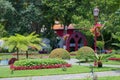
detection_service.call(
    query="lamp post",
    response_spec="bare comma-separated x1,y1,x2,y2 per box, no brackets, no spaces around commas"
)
93,6,100,52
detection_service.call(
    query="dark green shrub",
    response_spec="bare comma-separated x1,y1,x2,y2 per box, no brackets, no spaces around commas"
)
14,58,67,66
96,41,104,50
76,46,95,62
49,48,70,59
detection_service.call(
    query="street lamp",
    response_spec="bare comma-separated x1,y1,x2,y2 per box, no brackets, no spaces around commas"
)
93,6,100,52
93,6,99,24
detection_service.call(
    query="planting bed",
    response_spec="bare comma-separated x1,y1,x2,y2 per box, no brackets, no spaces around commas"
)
10,59,71,70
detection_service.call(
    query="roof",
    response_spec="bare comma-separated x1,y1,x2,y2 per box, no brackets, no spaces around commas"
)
53,24,64,30
53,24,75,30
68,24,75,29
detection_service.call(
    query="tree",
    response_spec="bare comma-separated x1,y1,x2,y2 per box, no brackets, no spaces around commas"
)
112,32,120,48
0,24,7,38
100,8,120,48
2,32,44,59
0,0,15,18
0,0,120,49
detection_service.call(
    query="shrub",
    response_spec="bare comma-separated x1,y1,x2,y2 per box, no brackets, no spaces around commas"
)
96,41,104,50
70,51,78,56
11,58,71,70
76,46,95,62
14,59,67,66
49,48,70,59
8,58,18,65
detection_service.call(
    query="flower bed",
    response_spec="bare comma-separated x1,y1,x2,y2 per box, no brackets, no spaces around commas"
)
10,59,71,70
108,58,120,61
10,63,71,70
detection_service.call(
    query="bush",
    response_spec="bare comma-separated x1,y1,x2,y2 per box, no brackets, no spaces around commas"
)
49,48,70,59
70,51,78,56
8,58,18,65
96,41,104,50
14,59,67,66
76,46,95,62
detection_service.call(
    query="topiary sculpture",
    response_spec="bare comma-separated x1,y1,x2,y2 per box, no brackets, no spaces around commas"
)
49,48,70,59
76,46,95,62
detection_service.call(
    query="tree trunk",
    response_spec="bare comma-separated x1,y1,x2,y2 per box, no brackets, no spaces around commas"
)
26,51,28,59
97,61,102,68
16,48,19,60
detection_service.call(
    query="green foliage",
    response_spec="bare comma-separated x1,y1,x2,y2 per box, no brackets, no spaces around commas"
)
72,15,92,29
42,0,76,25
0,0,15,17
101,8,120,48
96,41,104,50
76,46,95,61
14,58,67,67
0,0,120,49
0,24,7,38
93,54,113,62
2,32,42,52
70,51,78,55
2,32,44,59
112,33,120,48
49,48,70,59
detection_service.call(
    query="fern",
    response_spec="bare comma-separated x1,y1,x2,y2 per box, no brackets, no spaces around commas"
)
2,32,45,59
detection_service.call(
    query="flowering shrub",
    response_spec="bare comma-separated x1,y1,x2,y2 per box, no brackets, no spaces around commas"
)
10,58,71,70
8,58,18,65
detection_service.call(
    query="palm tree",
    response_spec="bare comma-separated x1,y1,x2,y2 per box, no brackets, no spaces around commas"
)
2,32,44,59
93,53,113,67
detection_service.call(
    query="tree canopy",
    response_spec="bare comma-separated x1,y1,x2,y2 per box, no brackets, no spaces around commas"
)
0,0,120,49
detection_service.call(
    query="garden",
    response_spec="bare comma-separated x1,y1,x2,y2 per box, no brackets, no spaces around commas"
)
0,0,120,80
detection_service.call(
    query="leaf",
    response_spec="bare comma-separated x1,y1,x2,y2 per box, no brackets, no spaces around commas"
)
112,43,120,47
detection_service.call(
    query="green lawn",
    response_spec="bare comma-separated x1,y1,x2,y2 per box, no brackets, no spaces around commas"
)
103,60,120,65
0,53,49,60
68,76,120,80
113,54,120,58
0,65,120,78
